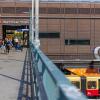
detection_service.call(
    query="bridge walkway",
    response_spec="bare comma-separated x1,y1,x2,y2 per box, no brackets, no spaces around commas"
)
0,48,32,100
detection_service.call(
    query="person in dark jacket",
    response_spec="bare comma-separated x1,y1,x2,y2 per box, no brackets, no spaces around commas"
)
4,38,11,54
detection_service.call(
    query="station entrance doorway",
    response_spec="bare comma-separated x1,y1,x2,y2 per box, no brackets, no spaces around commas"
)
2,25,29,47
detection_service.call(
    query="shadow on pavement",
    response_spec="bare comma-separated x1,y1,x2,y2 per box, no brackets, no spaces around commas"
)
17,50,32,100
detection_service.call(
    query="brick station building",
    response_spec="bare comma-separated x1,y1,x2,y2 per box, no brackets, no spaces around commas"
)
1,0,100,60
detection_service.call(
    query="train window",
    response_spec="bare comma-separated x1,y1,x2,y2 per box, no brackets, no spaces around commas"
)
72,81,80,89
87,81,96,89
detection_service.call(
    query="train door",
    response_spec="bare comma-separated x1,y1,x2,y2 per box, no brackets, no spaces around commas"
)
81,76,86,95
98,79,100,94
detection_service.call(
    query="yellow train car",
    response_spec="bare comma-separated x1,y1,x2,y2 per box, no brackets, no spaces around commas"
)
65,68,100,97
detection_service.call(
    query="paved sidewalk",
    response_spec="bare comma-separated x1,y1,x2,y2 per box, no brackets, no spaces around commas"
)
0,48,26,100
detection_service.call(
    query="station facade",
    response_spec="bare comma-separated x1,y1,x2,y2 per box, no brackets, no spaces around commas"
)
1,1,100,59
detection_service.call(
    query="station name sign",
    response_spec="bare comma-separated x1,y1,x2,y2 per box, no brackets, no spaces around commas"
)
3,20,29,24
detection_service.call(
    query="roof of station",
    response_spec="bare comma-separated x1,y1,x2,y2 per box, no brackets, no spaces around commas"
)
1,0,100,3
40,0,100,3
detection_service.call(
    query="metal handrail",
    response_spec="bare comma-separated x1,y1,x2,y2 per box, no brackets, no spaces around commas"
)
30,42,87,100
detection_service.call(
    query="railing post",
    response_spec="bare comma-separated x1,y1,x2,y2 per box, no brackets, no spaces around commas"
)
34,0,40,48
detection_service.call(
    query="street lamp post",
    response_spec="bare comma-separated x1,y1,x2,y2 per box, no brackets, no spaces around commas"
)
35,0,40,48
32,0,35,43
32,0,40,48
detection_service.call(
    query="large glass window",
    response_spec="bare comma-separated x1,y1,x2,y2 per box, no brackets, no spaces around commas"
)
78,8,90,14
40,8,47,14
95,8,100,14
87,81,97,89
70,40,90,45
39,32,60,38
2,7,15,13
47,8,60,14
65,39,90,45
72,81,80,89
65,8,77,14
39,7,95,14
91,8,94,14
0,8,2,13
16,7,29,14
65,40,68,45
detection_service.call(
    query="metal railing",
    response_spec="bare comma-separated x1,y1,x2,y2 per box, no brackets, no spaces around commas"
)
29,42,87,100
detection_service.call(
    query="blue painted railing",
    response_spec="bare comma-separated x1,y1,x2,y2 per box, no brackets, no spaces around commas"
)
30,42,87,100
